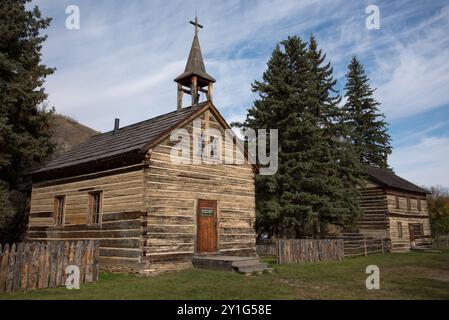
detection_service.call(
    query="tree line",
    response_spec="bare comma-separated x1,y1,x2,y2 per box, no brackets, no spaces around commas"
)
234,36,392,238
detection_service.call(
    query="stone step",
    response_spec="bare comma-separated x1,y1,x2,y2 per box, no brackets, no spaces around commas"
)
192,255,270,274
236,263,273,276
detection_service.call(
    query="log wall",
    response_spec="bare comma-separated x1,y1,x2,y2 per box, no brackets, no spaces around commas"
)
386,189,431,251
142,109,257,274
28,166,146,272
358,181,389,238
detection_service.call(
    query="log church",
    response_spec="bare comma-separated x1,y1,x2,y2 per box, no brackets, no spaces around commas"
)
27,18,260,275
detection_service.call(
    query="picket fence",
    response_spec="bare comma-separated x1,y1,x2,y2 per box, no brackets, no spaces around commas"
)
0,240,100,293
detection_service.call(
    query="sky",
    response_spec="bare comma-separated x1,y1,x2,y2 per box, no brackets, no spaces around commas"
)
31,0,449,188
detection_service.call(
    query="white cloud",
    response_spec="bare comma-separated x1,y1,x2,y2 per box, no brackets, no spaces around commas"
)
390,136,449,187
373,5,449,120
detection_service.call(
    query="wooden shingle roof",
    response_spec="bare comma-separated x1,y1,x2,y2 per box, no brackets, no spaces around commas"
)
366,166,429,194
33,102,210,178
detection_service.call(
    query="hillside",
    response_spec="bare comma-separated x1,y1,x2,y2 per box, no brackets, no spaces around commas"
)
51,114,99,155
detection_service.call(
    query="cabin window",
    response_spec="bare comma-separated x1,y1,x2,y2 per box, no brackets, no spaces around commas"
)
54,196,65,226
395,196,400,209
88,191,103,225
412,224,423,237
210,136,219,159
397,222,403,238
406,197,411,211
417,199,422,211
196,134,205,156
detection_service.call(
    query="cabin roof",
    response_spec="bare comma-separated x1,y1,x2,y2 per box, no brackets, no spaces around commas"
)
366,166,429,194
33,102,210,175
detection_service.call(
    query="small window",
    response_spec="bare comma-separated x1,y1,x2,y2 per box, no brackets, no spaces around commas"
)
88,192,103,225
395,196,400,209
54,196,65,226
417,199,422,211
412,224,423,237
210,136,219,159
397,222,403,238
406,197,411,211
196,134,205,156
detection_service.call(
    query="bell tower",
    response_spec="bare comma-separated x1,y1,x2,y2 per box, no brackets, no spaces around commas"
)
175,15,215,110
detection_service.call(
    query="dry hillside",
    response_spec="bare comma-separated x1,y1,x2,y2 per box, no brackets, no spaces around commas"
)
51,114,99,155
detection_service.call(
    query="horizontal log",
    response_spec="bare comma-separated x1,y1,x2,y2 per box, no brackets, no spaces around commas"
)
99,248,141,258
28,229,142,239
102,211,144,222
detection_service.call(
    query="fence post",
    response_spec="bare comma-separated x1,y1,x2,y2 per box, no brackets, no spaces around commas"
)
363,236,367,257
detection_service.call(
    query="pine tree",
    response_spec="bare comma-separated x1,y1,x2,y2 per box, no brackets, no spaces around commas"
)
343,57,391,168
0,0,55,241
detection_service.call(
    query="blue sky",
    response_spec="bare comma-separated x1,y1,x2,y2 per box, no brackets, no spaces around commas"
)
32,0,449,187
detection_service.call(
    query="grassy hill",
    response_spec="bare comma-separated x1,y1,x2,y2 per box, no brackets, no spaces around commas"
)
51,114,99,155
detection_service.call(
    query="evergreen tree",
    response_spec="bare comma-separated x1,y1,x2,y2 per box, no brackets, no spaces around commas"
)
0,0,55,242
233,42,294,237
235,36,363,237
307,36,364,230
343,57,391,168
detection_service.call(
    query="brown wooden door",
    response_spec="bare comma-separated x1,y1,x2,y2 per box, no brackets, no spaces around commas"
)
197,199,217,253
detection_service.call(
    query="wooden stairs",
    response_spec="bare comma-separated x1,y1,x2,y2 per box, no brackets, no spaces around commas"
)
192,256,273,276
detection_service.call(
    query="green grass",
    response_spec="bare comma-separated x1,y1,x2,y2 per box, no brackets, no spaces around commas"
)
1,250,449,300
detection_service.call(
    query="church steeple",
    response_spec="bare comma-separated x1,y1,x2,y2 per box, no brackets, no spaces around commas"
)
175,15,215,110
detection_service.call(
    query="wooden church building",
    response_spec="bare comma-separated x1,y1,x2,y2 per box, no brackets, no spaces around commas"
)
27,18,258,275
358,166,431,252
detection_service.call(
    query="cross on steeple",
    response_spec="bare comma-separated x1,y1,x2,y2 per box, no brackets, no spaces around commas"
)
174,15,215,111
189,15,203,36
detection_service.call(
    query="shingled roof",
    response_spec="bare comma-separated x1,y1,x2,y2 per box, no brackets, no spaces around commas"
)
366,166,429,194
33,102,209,177
174,34,215,87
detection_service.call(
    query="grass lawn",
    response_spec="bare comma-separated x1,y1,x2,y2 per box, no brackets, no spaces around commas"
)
1,250,449,300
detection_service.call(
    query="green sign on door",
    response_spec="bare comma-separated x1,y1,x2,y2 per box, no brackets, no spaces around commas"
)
201,208,214,216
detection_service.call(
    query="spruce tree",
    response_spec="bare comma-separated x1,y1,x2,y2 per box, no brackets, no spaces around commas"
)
235,36,363,237
233,43,293,237
343,57,391,168
0,0,55,241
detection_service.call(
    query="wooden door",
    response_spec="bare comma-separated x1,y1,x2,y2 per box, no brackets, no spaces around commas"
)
197,199,217,253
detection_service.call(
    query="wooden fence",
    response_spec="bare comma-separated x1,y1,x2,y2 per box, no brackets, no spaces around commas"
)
256,240,277,256
433,236,449,249
0,240,100,293
277,239,344,264
341,233,387,257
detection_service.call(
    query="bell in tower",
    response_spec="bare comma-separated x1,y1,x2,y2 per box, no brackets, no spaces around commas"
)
174,15,215,110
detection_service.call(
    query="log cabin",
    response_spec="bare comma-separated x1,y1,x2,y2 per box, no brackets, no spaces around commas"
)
27,18,258,275
358,166,431,252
